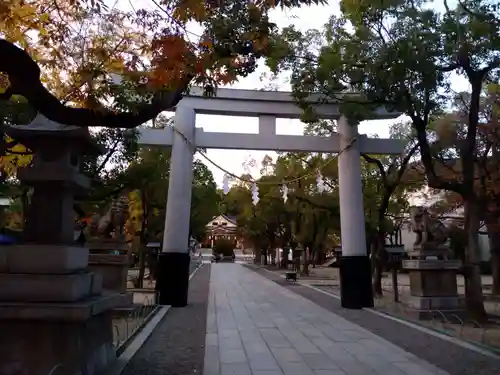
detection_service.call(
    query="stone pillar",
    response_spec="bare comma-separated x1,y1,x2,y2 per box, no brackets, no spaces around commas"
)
156,104,195,307
337,116,374,309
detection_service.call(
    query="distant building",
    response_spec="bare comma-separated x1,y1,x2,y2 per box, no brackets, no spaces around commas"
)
202,215,241,248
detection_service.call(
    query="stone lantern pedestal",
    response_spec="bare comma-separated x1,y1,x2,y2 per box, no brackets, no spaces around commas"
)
402,247,464,319
87,251,133,307
0,115,123,375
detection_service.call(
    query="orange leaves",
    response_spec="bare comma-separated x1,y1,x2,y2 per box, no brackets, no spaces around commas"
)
150,32,243,88
213,69,238,85
151,34,195,87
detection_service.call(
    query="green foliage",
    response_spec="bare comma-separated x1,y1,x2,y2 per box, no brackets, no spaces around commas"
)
191,160,220,240
267,0,499,316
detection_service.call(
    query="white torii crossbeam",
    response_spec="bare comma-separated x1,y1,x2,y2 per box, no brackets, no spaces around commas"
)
138,87,404,309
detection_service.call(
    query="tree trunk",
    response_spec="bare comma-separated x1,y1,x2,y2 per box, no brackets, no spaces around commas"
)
302,247,310,276
486,219,500,295
463,200,487,321
370,229,385,298
254,247,262,264
371,191,391,298
137,246,146,288
371,240,383,298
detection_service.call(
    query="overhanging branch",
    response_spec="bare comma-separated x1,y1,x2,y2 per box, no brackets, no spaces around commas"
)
0,39,192,129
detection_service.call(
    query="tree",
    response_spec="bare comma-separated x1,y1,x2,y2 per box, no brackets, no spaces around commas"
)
232,152,342,270
429,84,500,294
268,0,500,321
300,120,423,293
190,160,220,240
0,0,327,129
361,123,422,297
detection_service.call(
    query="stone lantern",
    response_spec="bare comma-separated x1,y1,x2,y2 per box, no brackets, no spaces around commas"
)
0,114,123,375
7,114,99,244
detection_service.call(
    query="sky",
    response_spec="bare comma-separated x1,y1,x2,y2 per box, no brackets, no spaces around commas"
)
111,0,467,188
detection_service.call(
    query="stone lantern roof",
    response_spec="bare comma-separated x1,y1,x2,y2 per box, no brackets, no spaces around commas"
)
5,113,103,155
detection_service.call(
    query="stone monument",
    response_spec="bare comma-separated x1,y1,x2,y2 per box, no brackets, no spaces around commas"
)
86,194,133,306
0,114,123,375
402,206,464,319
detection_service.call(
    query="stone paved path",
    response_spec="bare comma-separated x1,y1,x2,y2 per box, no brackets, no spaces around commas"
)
204,263,449,375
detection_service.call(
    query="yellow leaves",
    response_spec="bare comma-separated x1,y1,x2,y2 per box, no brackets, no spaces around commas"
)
0,1,50,45
106,59,125,72
0,73,10,94
39,12,49,23
0,136,32,177
126,190,143,235
173,0,208,23
13,3,36,18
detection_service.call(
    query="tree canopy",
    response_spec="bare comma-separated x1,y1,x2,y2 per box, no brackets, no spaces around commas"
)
0,0,327,128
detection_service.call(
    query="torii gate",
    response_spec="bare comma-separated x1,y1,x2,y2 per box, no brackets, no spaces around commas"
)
138,87,403,309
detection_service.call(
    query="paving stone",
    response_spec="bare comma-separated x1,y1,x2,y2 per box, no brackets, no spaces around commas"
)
202,264,456,375
206,333,218,346
248,352,280,370
220,363,252,375
279,361,316,375
252,370,284,375
270,347,303,363
314,371,347,375
220,348,246,364
243,341,270,356
219,336,243,350
301,352,340,370
261,328,292,348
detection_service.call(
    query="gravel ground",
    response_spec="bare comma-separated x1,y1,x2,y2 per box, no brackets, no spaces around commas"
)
120,264,210,375
244,264,500,375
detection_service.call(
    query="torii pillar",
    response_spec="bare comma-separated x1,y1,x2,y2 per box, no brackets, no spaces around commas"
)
337,116,373,308
155,103,195,307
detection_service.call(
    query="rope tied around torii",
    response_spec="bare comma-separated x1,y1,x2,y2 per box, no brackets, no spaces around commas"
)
169,125,359,186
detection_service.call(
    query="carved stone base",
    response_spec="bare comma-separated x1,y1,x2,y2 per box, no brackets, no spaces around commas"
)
88,254,129,294
0,272,101,302
0,308,116,375
402,258,464,319
0,244,123,374
0,292,123,321
407,296,465,311
0,245,88,274
402,259,462,270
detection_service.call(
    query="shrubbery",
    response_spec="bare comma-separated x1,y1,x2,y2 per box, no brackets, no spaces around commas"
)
213,238,234,257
